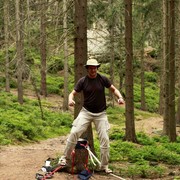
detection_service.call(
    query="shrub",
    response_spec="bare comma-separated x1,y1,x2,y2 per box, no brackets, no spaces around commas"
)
48,56,64,74
145,72,158,83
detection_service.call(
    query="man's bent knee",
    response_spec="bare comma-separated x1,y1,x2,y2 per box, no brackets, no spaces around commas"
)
100,136,109,148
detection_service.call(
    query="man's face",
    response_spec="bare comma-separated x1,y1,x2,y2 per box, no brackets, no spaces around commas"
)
87,66,98,78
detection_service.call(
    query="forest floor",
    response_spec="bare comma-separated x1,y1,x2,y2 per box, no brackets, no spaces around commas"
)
0,91,179,180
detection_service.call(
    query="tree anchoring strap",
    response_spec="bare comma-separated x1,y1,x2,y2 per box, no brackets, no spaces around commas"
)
71,140,89,175
75,139,88,149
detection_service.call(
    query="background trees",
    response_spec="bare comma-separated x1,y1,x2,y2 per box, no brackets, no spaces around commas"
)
0,0,179,143
15,0,25,104
3,0,10,92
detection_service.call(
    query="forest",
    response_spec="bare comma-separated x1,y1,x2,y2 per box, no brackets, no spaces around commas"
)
0,0,180,179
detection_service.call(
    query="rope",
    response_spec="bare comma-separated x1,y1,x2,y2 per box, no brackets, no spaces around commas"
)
41,165,64,180
84,145,126,180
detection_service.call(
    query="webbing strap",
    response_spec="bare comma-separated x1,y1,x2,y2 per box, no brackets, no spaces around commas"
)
41,165,64,180
71,150,75,175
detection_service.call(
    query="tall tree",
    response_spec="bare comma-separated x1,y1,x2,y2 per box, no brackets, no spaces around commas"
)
74,0,95,171
163,0,177,142
26,0,30,43
124,0,137,142
159,0,166,115
15,0,24,104
140,14,146,111
168,0,176,142
74,0,87,117
62,0,69,111
163,0,170,135
3,0,10,92
40,0,47,97
175,0,180,126
108,0,115,106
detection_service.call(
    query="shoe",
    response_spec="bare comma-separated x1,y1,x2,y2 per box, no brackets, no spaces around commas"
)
58,156,67,166
101,167,113,173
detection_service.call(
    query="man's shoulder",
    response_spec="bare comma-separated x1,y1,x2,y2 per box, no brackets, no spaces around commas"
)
97,73,111,87
77,76,87,84
97,73,108,80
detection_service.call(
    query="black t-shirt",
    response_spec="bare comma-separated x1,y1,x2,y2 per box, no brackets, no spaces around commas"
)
74,73,111,113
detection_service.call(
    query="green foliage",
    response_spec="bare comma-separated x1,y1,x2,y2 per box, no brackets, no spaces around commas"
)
108,130,180,178
136,132,155,145
126,161,165,179
152,135,170,143
162,143,180,154
47,56,64,74
145,71,158,83
109,128,125,140
136,146,180,165
107,106,125,125
0,92,72,145
46,74,74,96
134,83,159,112
110,129,180,165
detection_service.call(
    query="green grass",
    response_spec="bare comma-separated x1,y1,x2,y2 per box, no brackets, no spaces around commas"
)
100,130,180,179
134,82,160,112
0,91,72,145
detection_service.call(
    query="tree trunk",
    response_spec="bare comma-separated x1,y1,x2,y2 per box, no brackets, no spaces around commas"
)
124,0,137,142
15,0,24,104
175,97,180,126
118,18,125,91
40,0,47,97
163,0,170,135
140,37,146,111
109,0,115,107
168,0,176,142
175,0,180,126
140,13,146,111
159,0,166,115
63,0,69,111
74,0,95,172
26,0,30,43
4,0,10,92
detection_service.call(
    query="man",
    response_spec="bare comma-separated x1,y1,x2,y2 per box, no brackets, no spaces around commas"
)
59,58,124,173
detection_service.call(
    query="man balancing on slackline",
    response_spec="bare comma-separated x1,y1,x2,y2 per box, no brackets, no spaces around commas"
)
58,58,125,173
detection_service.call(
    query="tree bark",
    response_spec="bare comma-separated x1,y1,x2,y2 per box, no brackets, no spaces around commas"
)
15,0,24,104
4,0,10,92
140,46,146,111
175,0,180,126
109,0,115,107
74,0,95,172
124,0,137,142
40,0,47,97
159,0,166,115
163,0,170,135
63,0,69,111
168,0,176,142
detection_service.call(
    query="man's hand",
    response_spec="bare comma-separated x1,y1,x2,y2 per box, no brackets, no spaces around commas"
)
68,99,75,106
68,90,77,106
118,97,124,105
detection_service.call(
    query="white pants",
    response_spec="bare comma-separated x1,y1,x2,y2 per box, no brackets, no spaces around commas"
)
63,107,110,168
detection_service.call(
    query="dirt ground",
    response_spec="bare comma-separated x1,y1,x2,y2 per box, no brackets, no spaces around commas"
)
0,136,127,180
1,116,179,180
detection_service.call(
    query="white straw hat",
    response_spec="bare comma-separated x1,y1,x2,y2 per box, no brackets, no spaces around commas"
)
84,59,101,67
